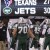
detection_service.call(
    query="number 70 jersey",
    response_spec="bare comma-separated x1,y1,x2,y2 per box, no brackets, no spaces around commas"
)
18,23,28,34
12,23,33,34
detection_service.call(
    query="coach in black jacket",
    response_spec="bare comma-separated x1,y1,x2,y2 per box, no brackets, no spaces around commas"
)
0,20,7,50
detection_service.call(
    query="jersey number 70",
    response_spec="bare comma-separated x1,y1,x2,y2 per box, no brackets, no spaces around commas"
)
18,26,28,34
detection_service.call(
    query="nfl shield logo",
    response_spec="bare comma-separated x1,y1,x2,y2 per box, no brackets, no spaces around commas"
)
4,0,12,6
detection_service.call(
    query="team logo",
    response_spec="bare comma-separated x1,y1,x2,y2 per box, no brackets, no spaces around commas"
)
3,0,12,15
3,7,12,15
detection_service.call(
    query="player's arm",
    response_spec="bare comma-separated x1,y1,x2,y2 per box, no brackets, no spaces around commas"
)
28,28,35,39
42,24,47,35
10,28,17,49
12,24,18,38
28,19,35,39
12,28,17,38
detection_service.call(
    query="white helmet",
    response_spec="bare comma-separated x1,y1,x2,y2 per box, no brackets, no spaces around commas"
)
18,17,25,23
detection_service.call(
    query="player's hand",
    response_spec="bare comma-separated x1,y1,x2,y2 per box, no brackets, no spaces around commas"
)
32,35,35,39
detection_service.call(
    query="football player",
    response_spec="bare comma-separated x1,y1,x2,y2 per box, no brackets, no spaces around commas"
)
10,17,35,50
30,21,40,50
44,19,50,50
39,19,48,50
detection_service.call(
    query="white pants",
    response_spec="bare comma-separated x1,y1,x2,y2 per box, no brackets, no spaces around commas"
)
29,46,38,50
29,46,35,50
39,37,45,50
29,38,33,48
